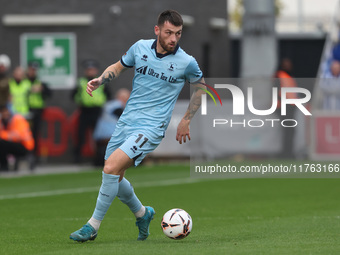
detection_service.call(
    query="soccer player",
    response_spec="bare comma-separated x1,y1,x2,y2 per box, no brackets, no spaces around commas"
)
70,9,205,242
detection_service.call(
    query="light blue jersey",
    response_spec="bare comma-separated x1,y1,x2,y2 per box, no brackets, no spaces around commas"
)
105,39,203,165
120,39,203,134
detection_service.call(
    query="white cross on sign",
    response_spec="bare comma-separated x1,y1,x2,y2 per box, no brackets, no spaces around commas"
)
34,37,63,68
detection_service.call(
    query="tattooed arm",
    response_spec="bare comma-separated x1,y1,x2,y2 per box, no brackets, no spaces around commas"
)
176,79,206,144
86,61,126,97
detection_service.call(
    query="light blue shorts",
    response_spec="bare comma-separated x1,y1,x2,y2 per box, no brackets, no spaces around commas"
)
104,122,164,166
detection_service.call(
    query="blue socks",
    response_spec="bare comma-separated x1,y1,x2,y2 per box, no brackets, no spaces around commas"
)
92,172,120,221
117,177,143,214
91,173,143,223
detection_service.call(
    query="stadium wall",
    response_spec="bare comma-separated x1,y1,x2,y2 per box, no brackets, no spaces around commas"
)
0,0,230,97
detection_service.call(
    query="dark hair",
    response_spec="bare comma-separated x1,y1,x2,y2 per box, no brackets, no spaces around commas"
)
82,59,99,69
157,10,183,27
28,60,40,69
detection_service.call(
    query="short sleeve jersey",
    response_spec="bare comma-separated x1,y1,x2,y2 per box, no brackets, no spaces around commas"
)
120,39,202,132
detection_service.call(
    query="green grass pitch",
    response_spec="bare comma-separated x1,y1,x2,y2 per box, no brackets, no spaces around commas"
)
1,162,340,255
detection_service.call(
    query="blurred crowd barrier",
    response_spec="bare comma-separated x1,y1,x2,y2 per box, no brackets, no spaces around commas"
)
35,107,94,159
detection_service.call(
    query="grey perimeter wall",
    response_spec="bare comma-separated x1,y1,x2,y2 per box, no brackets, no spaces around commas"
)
0,0,230,107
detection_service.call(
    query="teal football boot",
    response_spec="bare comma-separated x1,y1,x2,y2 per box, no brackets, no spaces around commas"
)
135,206,155,241
70,223,97,242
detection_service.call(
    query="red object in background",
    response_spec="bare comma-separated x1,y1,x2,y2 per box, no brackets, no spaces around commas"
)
39,107,68,156
68,110,95,157
316,116,340,155
38,107,95,157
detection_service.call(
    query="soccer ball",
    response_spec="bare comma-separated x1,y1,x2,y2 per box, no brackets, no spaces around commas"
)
161,208,192,240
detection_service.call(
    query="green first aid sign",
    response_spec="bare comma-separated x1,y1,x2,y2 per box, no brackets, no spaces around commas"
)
21,33,76,89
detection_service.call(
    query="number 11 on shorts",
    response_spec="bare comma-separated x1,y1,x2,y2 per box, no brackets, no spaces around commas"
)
135,134,149,148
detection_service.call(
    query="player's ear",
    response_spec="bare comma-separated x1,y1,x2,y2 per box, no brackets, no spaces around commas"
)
154,25,160,36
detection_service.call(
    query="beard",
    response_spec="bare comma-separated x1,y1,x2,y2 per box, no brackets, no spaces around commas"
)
158,35,176,53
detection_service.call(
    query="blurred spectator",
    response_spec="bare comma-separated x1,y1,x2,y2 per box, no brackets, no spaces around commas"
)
9,66,31,118
0,54,11,107
0,104,34,171
72,60,111,163
320,60,340,110
26,61,52,164
275,58,298,159
332,43,340,62
93,88,130,166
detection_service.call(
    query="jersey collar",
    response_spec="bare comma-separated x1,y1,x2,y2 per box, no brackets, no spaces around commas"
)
151,39,179,58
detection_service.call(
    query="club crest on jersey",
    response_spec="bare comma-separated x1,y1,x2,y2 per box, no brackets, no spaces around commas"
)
141,54,148,61
168,62,177,72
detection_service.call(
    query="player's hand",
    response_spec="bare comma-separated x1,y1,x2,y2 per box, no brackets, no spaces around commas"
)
86,77,102,97
176,119,191,144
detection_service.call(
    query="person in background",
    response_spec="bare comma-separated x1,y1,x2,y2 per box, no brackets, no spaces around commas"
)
332,42,340,62
26,61,52,164
72,60,111,163
93,88,130,166
0,54,11,108
0,104,34,171
9,66,31,118
320,60,340,110
275,58,298,159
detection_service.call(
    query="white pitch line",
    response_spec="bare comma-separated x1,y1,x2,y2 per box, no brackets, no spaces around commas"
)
0,177,205,200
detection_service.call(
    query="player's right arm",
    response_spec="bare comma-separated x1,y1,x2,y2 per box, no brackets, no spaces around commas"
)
86,61,126,97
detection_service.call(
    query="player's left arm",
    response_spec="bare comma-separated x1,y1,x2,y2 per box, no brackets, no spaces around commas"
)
176,78,206,144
